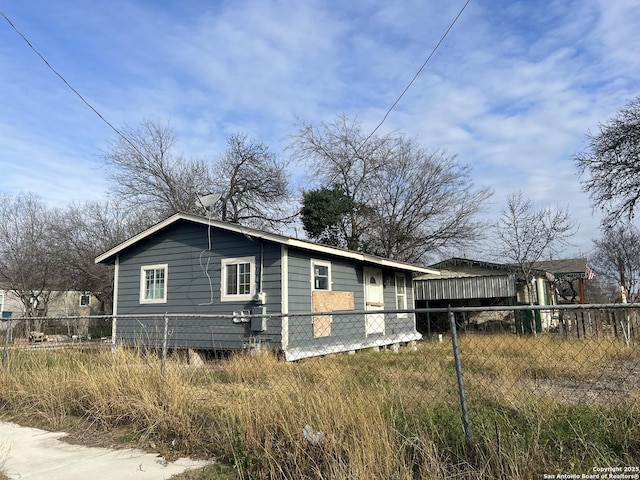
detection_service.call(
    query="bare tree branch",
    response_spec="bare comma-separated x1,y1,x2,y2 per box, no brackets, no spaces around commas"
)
0,192,59,319
590,224,640,302
291,114,492,264
575,96,640,226
494,192,578,278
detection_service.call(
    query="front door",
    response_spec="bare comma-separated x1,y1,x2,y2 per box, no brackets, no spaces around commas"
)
364,268,385,335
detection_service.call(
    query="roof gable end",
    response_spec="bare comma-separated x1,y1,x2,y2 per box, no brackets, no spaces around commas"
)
95,213,438,275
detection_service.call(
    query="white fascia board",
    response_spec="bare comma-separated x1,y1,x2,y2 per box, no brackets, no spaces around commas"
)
95,213,183,264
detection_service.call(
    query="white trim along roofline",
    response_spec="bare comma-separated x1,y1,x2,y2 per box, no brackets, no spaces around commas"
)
95,212,440,275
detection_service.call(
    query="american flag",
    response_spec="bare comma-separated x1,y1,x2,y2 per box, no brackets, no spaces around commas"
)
585,265,595,280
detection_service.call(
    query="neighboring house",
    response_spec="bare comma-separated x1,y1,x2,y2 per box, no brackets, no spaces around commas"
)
0,289,99,318
0,288,22,319
47,291,101,317
532,258,589,304
0,289,100,339
95,212,438,361
414,257,590,334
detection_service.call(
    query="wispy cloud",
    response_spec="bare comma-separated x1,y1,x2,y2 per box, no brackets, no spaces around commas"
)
1,0,639,256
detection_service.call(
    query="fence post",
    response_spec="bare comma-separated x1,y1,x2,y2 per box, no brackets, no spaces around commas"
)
161,314,169,381
111,315,118,353
448,306,473,452
2,320,11,368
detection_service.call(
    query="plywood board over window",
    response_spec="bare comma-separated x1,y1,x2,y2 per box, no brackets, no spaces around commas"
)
312,291,354,338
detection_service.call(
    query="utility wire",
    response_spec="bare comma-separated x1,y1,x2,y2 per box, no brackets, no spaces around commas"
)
0,10,148,161
2,3,471,159
360,0,473,149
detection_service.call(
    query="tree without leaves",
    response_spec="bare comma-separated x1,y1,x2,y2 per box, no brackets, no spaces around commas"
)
290,114,389,251
291,115,492,264
49,200,148,314
210,133,294,230
103,119,211,222
0,193,58,326
575,96,640,226
495,192,577,273
590,225,640,303
494,192,577,332
104,120,293,230
364,138,492,264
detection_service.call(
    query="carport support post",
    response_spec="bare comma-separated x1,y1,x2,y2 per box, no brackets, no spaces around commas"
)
448,306,473,452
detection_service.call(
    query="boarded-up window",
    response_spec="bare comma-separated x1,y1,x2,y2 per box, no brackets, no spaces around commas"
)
312,290,354,338
313,314,332,338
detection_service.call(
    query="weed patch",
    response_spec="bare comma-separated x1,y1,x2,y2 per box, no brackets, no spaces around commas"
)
0,336,638,479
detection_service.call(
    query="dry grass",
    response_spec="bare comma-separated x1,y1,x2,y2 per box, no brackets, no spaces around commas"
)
458,334,640,407
0,335,638,479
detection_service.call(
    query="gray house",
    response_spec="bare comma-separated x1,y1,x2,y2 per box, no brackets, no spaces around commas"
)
95,213,437,360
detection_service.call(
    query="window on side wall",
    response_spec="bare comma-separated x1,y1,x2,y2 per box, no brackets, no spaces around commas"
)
311,260,331,291
140,264,168,304
221,257,255,302
396,274,407,315
79,293,91,307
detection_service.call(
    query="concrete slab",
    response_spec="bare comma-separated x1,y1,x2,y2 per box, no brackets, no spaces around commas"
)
0,421,210,480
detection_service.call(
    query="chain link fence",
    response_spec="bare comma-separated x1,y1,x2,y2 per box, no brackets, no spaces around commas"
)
0,305,638,478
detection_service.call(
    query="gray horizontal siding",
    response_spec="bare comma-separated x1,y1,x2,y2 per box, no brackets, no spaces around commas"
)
286,250,420,353
115,220,282,350
287,312,417,347
286,250,365,314
114,316,275,350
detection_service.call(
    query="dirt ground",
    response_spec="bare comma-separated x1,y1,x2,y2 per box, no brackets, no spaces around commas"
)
535,358,640,406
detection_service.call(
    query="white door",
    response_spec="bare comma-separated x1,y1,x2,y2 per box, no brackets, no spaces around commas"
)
364,268,385,335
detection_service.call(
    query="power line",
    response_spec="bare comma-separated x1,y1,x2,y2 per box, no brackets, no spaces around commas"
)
360,0,473,149
0,10,148,161
2,3,472,160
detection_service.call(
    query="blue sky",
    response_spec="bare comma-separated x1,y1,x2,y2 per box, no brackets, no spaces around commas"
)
1,0,639,257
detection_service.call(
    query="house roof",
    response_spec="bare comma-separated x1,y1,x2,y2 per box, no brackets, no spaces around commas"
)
429,257,510,272
531,258,587,275
94,212,439,275
426,256,589,280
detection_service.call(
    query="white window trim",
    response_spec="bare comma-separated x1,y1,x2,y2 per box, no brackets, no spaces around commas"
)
139,264,168,304
311,259,332,291
395,273,408,317
221,256,256,302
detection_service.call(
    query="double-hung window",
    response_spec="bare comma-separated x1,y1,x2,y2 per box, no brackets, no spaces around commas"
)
311,260,331,291
221,257,255,301
140,264,168,304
